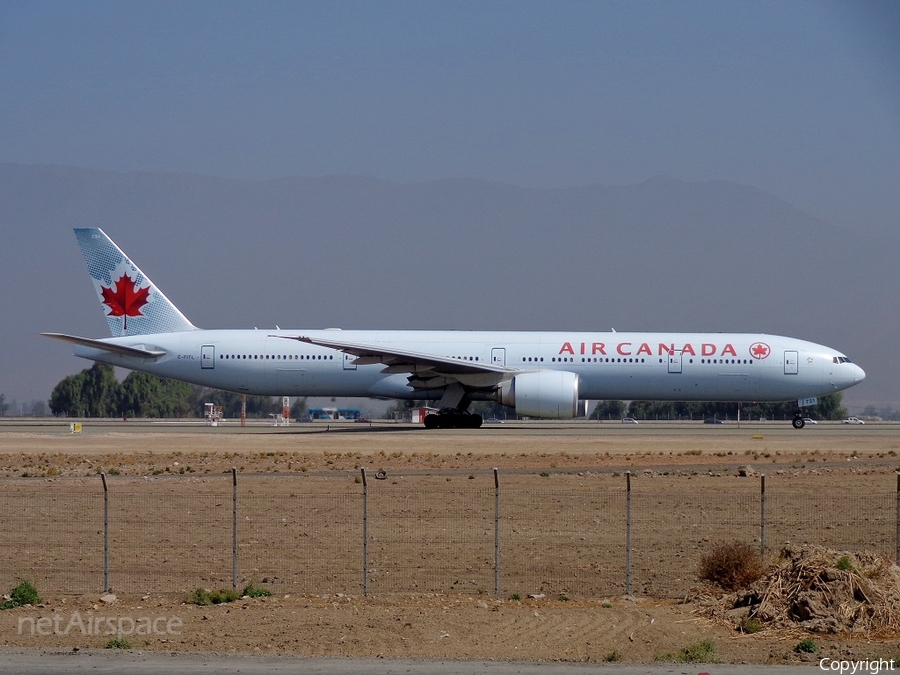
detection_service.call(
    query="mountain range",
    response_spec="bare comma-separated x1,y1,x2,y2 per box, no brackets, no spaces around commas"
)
1,163,893,412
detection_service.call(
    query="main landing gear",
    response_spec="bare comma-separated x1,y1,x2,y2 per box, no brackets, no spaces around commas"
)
423,410,483,429
792,409,808,429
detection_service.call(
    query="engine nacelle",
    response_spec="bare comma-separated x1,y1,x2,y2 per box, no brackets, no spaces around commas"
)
497,370,579,419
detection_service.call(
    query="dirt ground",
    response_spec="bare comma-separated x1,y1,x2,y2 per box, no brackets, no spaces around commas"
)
2,418,900,665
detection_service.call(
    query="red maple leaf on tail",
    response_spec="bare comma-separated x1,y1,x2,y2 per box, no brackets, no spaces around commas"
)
101,273,150,331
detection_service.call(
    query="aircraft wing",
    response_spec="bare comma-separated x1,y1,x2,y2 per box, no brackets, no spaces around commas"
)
41,333,167,359
273,334,513,377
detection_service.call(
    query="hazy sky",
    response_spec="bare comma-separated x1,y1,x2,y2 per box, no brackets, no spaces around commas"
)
2,1,899,235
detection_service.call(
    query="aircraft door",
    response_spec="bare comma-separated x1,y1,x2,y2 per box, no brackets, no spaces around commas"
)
668,351,682,374
784,350,799,375
201,345,215,369
343,353,357,370
491,348,506,367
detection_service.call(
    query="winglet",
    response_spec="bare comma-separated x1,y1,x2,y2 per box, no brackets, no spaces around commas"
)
74,228,197,337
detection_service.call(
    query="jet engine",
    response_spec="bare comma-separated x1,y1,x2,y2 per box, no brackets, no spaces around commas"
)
497,370,579,418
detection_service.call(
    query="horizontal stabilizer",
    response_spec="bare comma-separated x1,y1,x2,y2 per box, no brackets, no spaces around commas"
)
40,333,166,359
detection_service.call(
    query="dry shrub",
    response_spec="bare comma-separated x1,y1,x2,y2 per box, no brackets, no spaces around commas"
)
699,541,766,591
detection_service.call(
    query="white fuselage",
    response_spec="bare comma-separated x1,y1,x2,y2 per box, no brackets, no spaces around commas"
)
74,329,865,403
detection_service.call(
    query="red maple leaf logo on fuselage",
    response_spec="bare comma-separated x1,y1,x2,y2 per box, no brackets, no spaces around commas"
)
750,342,771,359
101,273,150,331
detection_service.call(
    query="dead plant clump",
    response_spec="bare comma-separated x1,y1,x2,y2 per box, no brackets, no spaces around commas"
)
692,545,900,635
698,540,767,591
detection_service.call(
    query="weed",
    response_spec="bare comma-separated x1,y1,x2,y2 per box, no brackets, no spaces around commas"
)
836,555,855,572
510,593,521,601
603,650,622,662
794,638,818,654
601,602,612,609
738,617,763,633
186,587,240,606
539,472,550,478
242,582,272,598
699,541,766,591
105,635,132,649
656,639,715,663
0,581,41,610
680,639,715,662
558,593,569,602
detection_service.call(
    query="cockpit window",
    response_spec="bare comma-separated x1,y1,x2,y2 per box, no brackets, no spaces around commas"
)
833,356,853,364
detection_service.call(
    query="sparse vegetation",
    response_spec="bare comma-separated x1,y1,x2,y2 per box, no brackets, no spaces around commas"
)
836,555,855,572
603,649,622,662
1,581,41,609
794,638,818,654
242,582,272,598
655,639,715,662
738,616,764,634
105,635,132,649
699,541,766,591
186,587,241,605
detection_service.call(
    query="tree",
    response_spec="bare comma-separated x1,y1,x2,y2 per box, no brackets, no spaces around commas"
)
591,400,626,420
50,363,121,417
0,393,8,417
119,372,195,417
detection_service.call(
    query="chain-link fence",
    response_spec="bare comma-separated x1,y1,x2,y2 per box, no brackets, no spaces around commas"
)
0,470,895,598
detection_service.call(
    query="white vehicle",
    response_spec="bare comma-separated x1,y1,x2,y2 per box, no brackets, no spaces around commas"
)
621,417,639,424
44,229,866,429
842,417,865,425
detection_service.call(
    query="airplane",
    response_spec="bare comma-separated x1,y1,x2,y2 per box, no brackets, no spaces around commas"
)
43,228,865,429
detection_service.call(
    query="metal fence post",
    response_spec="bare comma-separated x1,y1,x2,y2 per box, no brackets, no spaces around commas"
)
232,467,238,591
896,472,899,563
760,473,766,558
101,472,109,592
493,467,500,596
361,468,368,597
625,471,632,597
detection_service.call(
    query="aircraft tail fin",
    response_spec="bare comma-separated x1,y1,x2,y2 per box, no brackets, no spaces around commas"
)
74,228,197,337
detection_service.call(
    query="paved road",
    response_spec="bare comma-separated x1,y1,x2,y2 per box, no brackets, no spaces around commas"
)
0,650,828,675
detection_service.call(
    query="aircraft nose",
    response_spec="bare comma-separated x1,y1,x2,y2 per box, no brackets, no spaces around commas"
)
838,363,865,389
